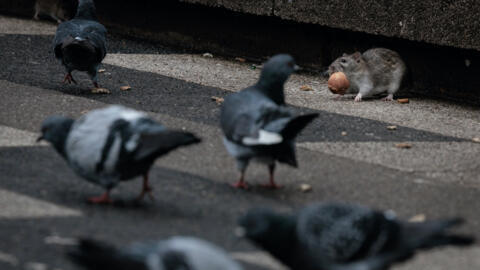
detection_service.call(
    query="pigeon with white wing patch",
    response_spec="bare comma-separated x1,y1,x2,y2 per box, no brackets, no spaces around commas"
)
220,54,318,189
38,105,201,204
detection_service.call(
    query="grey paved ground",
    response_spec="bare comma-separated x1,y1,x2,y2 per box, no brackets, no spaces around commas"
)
0,16,479,270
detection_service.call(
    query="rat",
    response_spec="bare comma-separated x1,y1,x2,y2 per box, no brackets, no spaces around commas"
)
327,48,406,102
33,0,71,23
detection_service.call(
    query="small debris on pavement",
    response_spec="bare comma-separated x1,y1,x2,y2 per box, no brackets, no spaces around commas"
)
202,53,213,58
250,64,257,70
98,68,106,73
395,143,412,149
341,131,347,136
299,85,314,91
472,137,480,143
120,85,132,91
409,214,426,223
44,235,78,246
387,125,397,130
91,87,111,94
211,96,224,105
0,251,18,266
25,262,48,270
235,57,246,62
397,98,409,104
299,184,312,192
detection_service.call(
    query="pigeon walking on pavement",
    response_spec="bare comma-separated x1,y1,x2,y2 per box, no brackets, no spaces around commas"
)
67,236,243,270
38,105,201,204
220,54,318,189
53,0,107,89
237,202,475,270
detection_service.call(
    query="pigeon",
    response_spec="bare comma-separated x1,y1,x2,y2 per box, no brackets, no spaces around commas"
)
38,105,201,204
67,236,243,270
220,54,318,189
53,0,107,88
237,202,475,270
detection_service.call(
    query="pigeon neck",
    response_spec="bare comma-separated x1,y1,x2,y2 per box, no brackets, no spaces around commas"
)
51,120,74,158
255,80,286,105
75,0,97,20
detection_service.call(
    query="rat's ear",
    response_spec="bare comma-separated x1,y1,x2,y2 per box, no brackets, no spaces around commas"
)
352,52,362,59
342,53,348,57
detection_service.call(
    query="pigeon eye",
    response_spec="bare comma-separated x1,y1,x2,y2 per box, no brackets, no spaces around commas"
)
287,62,295,68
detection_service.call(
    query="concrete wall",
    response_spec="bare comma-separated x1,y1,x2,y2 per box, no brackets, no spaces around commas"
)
181,0,480,51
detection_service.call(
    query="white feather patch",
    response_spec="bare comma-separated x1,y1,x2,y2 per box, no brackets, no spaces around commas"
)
125,133,140,152
242,130,282,145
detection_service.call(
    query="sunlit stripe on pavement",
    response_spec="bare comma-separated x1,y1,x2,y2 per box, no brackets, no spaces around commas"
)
0,189,81,219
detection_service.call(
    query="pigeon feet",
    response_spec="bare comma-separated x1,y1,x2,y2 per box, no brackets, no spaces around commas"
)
136,185,154,201
232,180,249,190
63,73,77,84
87,192,112,204
137,174,155,201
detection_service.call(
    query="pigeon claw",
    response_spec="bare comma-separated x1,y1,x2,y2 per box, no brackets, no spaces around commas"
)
87,192,113,204
136,186,155,202
232,181,249,190
63,73,77,85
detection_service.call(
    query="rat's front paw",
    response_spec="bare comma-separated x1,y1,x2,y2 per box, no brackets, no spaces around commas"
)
382,94,394,101
354,94,363,102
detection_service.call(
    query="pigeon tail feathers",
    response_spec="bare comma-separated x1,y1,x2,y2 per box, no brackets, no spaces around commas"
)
404,218,475,250
134,130,201,162
67,239,148,270
280,113,319,140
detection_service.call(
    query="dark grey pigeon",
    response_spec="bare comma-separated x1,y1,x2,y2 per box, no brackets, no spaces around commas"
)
237,202,474,270
53,0,106,88
67,236,243,270
38,105,201,204
220,54,318,189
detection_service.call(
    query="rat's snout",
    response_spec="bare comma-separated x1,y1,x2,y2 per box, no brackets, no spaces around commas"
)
322,69,330,79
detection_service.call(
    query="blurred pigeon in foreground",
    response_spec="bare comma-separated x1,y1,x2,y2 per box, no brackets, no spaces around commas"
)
220,54,318,189
53,0,106,88
237,202,474,270
38,105,201,204
68,236,243,270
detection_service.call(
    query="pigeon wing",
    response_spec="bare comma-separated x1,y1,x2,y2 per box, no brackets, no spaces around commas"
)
132,129,201,162
296,203,396,263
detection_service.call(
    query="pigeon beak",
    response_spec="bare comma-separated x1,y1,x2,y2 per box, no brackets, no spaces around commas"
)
36,135,44,142
234,226,246,238
293,65,301,72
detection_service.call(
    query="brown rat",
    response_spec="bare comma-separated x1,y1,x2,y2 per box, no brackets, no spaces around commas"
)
327,48,406,102
33,0,71,23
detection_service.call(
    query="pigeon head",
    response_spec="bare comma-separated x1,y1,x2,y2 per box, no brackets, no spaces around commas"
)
237,208,296,259
75,0,97,20
256,54,299,105
38,116,74,157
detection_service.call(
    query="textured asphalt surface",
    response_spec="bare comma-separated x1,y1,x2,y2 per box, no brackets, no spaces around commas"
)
0,16,479,270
